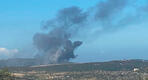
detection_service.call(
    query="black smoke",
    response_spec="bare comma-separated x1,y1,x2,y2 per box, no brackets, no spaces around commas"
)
95,0,127,20
33,0,148,64
0,0,147,67
33,7,87,64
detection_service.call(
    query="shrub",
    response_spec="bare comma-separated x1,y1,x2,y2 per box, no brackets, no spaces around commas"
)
0,68,14,80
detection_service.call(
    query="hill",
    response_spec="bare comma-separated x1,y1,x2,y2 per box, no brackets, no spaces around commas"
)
5,59,148,72
4,59,148,80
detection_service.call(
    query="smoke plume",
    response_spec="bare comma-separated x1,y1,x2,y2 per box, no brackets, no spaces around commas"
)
33,7,86,64
33,0,148,64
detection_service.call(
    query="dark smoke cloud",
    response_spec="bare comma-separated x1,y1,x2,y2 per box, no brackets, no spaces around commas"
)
33,0,148,64
95,0,127,20
87,0,148,33
43,6,87,32
0,0,147,67
91,0,129,33
33,6,86,64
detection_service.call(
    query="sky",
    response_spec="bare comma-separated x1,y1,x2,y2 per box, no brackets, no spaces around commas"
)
0,0,148,62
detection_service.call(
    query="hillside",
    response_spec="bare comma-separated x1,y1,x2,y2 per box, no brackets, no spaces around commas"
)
5,59,148,72
2,59,147,80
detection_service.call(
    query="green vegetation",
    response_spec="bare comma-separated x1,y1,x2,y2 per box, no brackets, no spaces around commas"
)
7,59,148,73
0,68,14,80
1,59,148,80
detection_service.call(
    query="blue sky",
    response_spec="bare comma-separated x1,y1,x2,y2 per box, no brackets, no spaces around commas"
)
0,0,100,59
0,0,99,47
0,0,148,62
